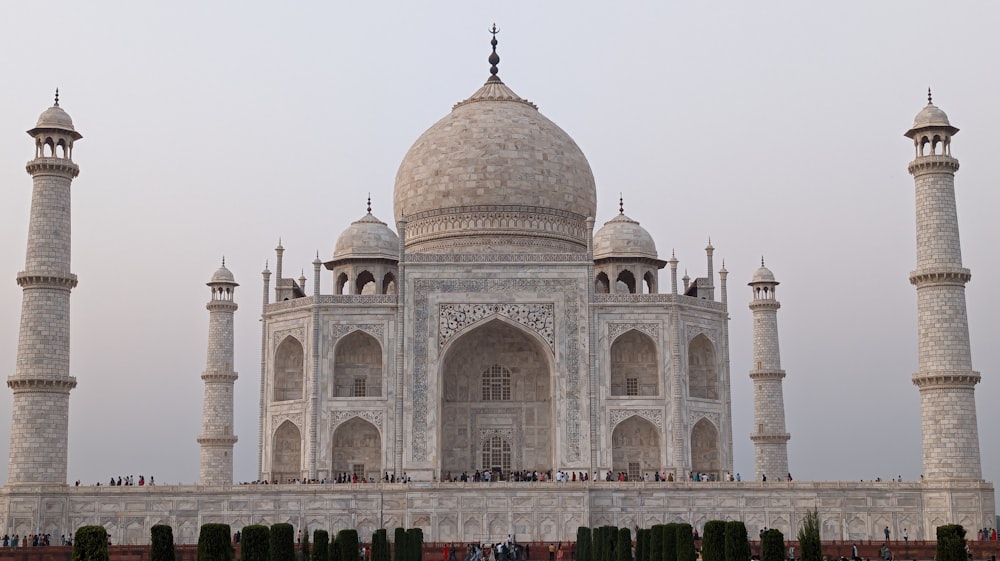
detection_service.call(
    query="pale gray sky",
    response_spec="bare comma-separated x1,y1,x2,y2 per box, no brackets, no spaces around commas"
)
1,2,998,486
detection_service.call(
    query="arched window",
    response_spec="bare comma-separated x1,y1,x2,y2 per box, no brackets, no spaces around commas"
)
336,273,349,295
643,271,656,294
481,435,511,471
617,270,636,294
382,272,397,295
481,364,511,401
356,270,376,295
273,337,304,401
595,272,610,294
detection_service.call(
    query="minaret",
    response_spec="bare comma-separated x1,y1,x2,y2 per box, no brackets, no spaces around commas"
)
198,260,239,485
905,91,982,480
704,240,715,300
7,93,82,485
748,259,790,481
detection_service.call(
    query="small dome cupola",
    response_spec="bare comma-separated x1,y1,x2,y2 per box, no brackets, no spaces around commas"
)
326,196,400,296
905,89,959,158
27,89,82,161
592,195,666,295
208,258,239,302
749,258,778,301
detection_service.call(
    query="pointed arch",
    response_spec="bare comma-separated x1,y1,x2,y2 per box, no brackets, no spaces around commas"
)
382,272,397,295
611,415,660,481
643,271,656,294
481,434,512,471
616,269,636,294
690,418,721,480
273,337,304,401
688,334,719,399
356,270,376,295
272,420,302,483
336,272,349,295
331,417,381,481
333,330,382,397
595,272,610,294
610,329,658,396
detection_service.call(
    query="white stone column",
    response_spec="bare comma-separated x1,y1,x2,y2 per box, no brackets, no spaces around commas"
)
7,100,82,486
748,262,790,481
905,98,982,480
198,263,239,484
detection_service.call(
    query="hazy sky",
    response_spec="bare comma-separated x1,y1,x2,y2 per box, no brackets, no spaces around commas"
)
1,2,998,486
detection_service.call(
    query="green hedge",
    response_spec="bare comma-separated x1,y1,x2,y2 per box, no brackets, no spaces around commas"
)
198,524,233,561
662,524,677,561
634,529,646,561
616,528,632,561
936,525,967,561
650,525,665,561
302,527,311,561
723,522,749,561
338,529,360,561
405,528,423,561
797,511,821,561
675,524,695,561
701,522,725,561
73,526,109,561
761,529,784,561
241,526,269,561
393,529,407,561
151,525,176,561
577,527,593,561
313,530,330,561
372,529,389,561
271,524,296,561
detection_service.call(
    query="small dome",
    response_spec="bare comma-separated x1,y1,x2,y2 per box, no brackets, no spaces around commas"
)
750,263,777,285
593,213,658,261
36,106,76,131
209,264,237,285
911,103,951,130
333,213,399,261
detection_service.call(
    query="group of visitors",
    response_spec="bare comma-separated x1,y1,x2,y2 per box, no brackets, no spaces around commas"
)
977,528,998,540
459,536,539,561
1,533,70,547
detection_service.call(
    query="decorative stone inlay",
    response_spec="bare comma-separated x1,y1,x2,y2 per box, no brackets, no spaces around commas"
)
272,412,304,431
609,408,662,430
412,278,583,462
688,410,721,430
685,325,719,346
273,328,305,349
439,303,554,349
331,323,385,343
608,322,658,343
332,410,384,432
406,252,589,263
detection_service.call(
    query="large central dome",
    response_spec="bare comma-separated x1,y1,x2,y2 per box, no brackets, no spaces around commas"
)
393,53,598,254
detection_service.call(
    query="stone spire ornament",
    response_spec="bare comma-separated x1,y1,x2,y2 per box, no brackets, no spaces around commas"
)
489,23,500,79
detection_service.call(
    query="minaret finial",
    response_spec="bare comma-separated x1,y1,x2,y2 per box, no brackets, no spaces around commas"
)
488,23,500,78
221,256,225,267
928,87,933,105
367,193,372,214
54,88,60,107
761,256,765,266
619,192,624,215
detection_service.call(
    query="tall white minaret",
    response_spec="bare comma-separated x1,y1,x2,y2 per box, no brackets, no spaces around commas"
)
198,260,239,485
7,92,82,486
748,259,790,481
905,91,982,480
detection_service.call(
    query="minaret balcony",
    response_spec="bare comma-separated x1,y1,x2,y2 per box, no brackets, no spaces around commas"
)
25,157,80,178
7,377,77,392
749,369,786,380
908,267,971,287
750,432,790,443
16,271,78,289
908,155,959,174
912,370,980,389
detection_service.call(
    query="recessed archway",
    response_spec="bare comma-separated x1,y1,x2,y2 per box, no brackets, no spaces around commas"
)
611,416,660,481
272,420,302,483
273,337,304,401
610,330,658,396
333,331,382,397
690,418,721,480
688,334,718,399
331,417,381,481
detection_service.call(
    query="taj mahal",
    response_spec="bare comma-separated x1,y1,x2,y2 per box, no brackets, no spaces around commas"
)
0,30,994,545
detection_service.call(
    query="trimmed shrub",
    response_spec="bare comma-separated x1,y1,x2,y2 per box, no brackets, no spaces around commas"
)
634,529,646,561
372,529,389,561
662,524,677,561
617,528,632,561
331,534,343,561
797,511,821,561
338,529,361,561
650,525,665,561
241,526,269,561
73,526,109,561
198,523,233,561
675,524,695,561
302,527,311,561
577,527,593,561
405,528,423,561
641,529,652,561
723,522,749,561
936,525,967,561
313,530,330,561
394,529,407,561
760,529,784,561
701,522,725,561
271,523,296,561
151,525,176,561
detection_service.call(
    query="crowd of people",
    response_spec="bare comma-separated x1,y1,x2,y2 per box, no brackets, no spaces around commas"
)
72,475,155,486
1,533,72,547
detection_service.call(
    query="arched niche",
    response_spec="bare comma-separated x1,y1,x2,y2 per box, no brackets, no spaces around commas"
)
688,334,719,399
643,271,656,294
272,420,302,483
616,270,636,294
333,331,382,397
273,337,304,401
611,416,660,481
382,272,397,295
595,272,610,294
331,417,381,481
440,318,553,476
610,330,658,396
356,270,376,295
690,418,721,480
336,273,349,295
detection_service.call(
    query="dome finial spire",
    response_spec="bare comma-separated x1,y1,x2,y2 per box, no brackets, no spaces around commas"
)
928,87,933,105
367,192,372,214
221,256,225,267
488,23,501,79
619,192,624,215
54,88,60,107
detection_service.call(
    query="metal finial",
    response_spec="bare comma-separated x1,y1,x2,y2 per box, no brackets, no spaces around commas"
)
54,88,60,107
221,256,226,267
761,256,765,266
928,88,933,105
367,193,372,214
619,193,624,215
488,23,500,77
